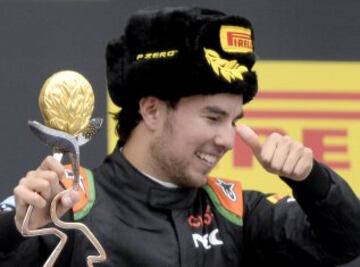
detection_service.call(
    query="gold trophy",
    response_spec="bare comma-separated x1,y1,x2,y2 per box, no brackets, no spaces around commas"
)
21,70,107,266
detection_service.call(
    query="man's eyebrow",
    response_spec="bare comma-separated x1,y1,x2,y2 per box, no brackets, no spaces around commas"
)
202,106,244,120
234,111,244,121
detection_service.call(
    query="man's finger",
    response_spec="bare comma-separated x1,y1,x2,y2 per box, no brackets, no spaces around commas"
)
281,142,304,175
37,155,64,178
18,178,52,201
57,189,81,217
291,148,313,181
14,185,47,209
236,124,262,155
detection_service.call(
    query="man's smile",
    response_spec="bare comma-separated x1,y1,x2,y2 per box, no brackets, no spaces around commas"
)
195,151,219,166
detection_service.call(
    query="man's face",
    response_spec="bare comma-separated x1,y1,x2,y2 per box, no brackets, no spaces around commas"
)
148,93,244,188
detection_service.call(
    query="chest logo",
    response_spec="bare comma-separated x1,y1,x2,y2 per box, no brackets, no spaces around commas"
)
216,178,237,202
192,228,224,250
188,205,214,228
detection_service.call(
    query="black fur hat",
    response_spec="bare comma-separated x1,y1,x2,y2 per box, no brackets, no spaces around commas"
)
106,7,258,107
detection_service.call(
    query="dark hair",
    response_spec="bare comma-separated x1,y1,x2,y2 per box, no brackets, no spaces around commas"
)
114,97,179,147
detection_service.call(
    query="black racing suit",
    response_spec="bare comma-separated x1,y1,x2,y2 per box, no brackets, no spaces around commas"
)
0,147,359,267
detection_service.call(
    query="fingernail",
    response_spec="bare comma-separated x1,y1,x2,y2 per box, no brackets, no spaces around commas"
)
71,191,81,203
62,195,72,207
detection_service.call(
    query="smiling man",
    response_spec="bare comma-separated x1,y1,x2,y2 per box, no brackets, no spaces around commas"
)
1,6,360,267
124,94,244,188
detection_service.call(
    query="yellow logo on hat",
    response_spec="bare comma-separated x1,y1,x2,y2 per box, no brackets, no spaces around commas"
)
136,50,178,60
220,26,253,53
204,48,248,83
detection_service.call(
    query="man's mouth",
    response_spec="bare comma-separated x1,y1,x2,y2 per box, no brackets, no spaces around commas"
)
195,152,218,165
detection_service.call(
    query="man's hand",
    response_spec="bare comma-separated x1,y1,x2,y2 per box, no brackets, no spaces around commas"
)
236,125,313,181
13,156,80,232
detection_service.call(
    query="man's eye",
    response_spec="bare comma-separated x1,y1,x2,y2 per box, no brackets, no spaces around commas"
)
207,116,219,122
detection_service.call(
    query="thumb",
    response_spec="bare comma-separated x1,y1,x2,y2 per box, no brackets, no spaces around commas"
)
57,189,81,216
236,124,262,156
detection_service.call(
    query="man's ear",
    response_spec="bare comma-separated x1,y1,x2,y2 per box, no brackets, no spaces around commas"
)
138,97,164,130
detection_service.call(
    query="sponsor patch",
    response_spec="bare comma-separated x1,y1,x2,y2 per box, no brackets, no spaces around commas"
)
136,49,178,60
188,205,214,228
216,178,237,202
192,228,224,250
206,177,243,220
220,25,253,53
266,194,285,204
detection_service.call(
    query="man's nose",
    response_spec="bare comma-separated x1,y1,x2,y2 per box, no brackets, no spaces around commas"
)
214,125,235,151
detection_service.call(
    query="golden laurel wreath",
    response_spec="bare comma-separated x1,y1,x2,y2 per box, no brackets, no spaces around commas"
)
39,71,94,136
203,48,248,83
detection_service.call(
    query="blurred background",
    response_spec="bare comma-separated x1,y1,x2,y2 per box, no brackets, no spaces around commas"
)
0,1,359,266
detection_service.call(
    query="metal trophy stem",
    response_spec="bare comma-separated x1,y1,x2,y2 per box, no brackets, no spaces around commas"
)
21,204,68,267
21,71,106,266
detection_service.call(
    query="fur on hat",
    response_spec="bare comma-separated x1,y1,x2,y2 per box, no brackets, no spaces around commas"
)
106,7,258,107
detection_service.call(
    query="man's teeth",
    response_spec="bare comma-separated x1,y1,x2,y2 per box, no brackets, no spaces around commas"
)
196,152,217,164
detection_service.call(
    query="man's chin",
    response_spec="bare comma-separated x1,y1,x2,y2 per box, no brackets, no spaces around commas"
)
182,173,208,188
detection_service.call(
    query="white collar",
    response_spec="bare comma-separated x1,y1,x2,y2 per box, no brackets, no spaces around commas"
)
141,171,179,189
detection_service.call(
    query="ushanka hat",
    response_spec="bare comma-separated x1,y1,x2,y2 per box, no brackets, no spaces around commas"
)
106,7,258,107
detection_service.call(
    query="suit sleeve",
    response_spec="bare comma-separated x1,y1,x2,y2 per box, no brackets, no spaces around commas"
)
0,210,42,265
243,160,360,266
0,210,75,266
0,210,25,253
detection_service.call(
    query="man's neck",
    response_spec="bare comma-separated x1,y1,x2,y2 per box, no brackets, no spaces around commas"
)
121,145,179,188
122,127,180,187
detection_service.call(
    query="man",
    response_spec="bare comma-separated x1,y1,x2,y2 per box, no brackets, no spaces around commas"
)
1,6,360,267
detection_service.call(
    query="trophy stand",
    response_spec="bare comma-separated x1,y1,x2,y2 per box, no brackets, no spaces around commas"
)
21,71,107,267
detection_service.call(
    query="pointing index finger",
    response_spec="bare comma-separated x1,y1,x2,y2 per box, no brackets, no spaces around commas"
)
236,124,262,155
